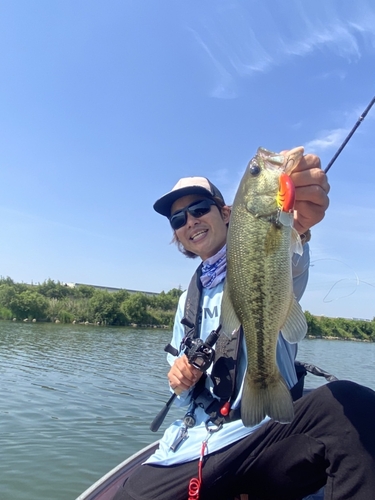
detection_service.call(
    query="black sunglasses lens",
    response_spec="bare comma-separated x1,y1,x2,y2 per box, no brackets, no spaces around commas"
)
169,200,215,230
189,203,211,218
170,212,186,230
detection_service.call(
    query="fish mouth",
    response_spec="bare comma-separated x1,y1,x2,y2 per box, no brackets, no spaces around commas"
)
190,229,208,241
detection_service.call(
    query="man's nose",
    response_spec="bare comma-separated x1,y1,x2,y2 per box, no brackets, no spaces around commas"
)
186,212,200,227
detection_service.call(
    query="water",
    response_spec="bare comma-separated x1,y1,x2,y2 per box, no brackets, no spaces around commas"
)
1,322,374,500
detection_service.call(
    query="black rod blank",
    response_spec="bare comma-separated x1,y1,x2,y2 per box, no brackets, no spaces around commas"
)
324,96,375,173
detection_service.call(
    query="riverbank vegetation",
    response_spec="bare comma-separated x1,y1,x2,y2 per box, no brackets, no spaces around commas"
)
0,278,374,340
304,311,375,342
0,277,182,328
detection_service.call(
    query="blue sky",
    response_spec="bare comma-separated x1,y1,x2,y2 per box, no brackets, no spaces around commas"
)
1,0,374,319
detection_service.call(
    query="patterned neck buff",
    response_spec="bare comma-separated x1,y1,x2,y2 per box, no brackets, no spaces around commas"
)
200,245,227,289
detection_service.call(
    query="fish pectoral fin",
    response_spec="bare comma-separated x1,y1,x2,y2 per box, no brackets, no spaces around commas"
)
219,283,241,338
280,297,308,344
290,227,303,256
277,210,294,228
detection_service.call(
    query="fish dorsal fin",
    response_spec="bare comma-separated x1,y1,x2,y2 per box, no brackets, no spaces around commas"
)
220,281,241,338
280,297,307,344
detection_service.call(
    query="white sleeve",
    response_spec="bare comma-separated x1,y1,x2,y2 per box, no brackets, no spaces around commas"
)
292,243,310,301
166,290,187,367
166,290,193,407
277,242,311,386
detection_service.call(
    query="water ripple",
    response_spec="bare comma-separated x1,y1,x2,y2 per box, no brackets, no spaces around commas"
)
1,322,374,500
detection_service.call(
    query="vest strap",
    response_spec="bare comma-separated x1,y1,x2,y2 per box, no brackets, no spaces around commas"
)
192,375,241,426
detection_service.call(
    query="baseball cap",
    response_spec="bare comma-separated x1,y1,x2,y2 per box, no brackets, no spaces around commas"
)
153,177,225,217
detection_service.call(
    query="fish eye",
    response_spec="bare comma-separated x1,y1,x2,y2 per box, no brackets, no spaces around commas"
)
249,162,261,176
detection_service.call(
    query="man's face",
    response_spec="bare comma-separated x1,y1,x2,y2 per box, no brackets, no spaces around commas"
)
171,194,230,261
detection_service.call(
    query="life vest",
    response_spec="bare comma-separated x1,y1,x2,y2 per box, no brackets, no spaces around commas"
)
180,264,309,426
180,265,241,426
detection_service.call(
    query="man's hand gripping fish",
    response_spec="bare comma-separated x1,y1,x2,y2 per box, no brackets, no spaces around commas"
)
220,147,308,427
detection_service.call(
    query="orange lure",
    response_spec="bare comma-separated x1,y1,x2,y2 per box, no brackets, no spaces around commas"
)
277,172,295,213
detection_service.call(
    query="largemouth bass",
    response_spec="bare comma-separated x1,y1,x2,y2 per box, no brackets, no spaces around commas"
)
220,147,308,427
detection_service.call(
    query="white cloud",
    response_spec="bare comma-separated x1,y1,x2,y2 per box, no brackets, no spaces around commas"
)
188,1,375,98
304,128,349,154
315,69,347,81
282,22,361,61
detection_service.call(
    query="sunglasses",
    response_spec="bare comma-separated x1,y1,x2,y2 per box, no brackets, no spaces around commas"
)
169,199,218,230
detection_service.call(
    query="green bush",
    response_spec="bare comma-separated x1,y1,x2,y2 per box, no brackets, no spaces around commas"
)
121,293,150,325
0,305,12,320
8,290,49,320
304,311,375,341
89,290,123,325
58,310,75,324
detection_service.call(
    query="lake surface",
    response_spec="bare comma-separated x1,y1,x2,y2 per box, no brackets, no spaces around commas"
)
1,322,374,500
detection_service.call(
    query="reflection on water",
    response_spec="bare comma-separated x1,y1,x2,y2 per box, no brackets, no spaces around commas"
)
0,322,374,500
298,336,375,389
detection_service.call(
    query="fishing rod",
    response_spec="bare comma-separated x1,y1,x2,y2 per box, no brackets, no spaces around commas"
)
151,97,374,433
324,96,375,173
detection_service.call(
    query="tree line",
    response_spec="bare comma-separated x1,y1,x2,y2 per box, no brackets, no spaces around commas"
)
0,277,182,328
304,311,375,342
0,277,374,340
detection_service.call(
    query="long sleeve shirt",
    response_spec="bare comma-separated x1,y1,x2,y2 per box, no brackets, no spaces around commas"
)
145,244,310,466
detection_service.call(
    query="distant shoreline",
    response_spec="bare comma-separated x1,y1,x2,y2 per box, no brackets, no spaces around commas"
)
4,320,374,342
307,334,373,343
5,318,171,330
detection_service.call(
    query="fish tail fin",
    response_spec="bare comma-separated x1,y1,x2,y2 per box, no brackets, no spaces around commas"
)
241,372,294,427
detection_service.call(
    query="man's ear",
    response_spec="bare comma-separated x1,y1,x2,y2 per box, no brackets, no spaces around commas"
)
221,206,231,224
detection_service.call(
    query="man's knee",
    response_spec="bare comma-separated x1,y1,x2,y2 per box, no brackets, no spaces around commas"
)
326,380,375,409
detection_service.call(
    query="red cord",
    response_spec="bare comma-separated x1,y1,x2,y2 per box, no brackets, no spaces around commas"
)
188,441,207,499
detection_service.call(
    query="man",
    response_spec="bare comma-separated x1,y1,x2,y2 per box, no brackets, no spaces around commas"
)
114,152,375,500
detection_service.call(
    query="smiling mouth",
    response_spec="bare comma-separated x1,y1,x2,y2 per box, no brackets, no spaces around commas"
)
190,229,208,241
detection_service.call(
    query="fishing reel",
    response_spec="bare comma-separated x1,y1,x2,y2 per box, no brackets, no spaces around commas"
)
181,320,221,372
164,318,221,372
150,320,221,432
